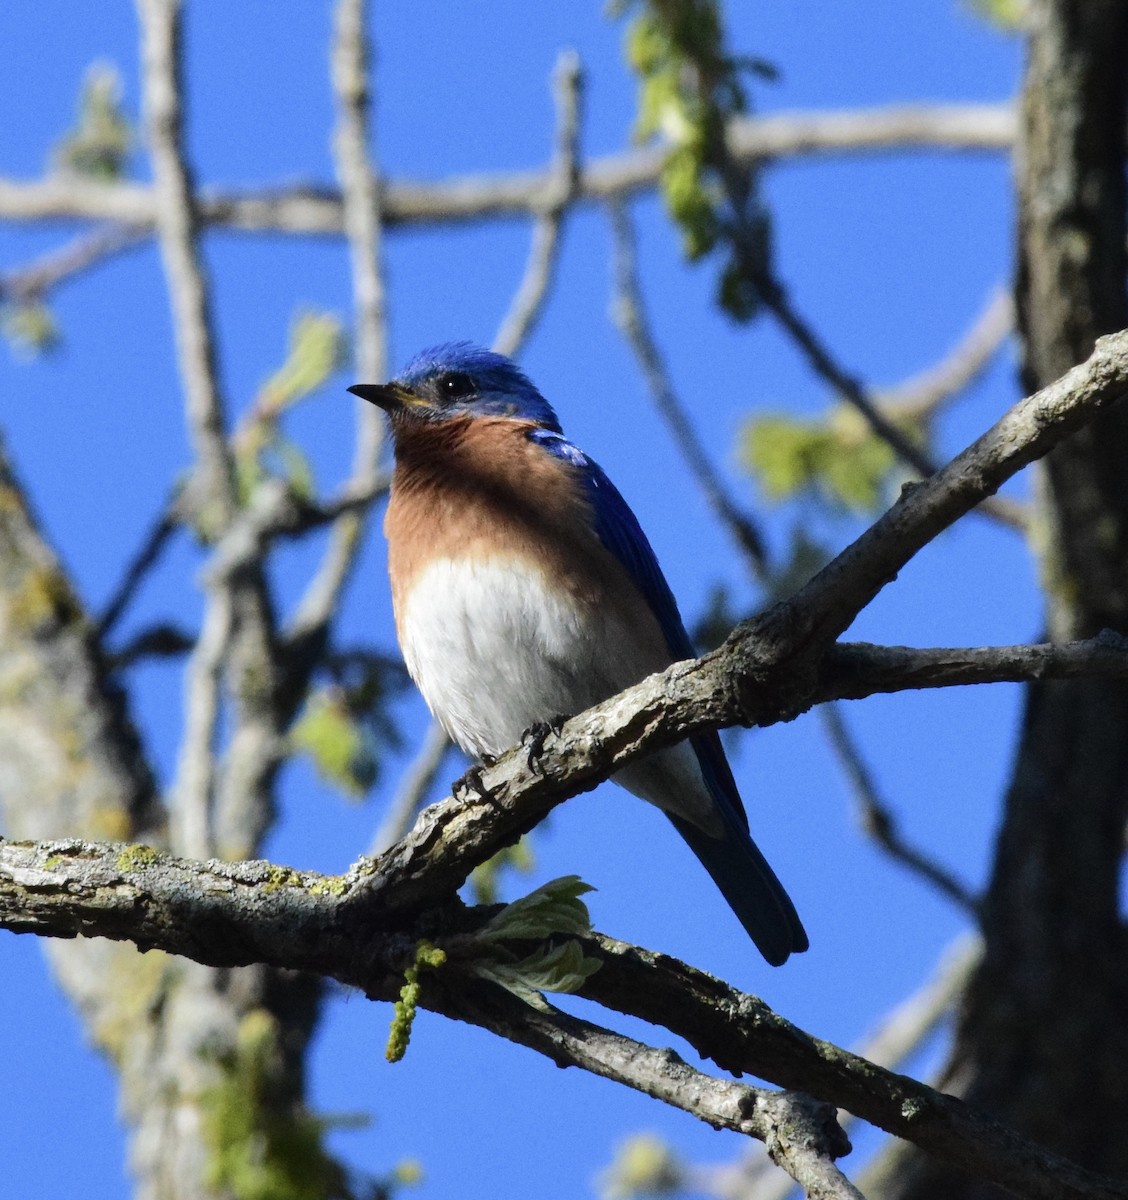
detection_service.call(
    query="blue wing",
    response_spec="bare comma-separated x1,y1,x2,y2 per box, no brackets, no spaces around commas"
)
530,427,749,831
528,429,694,662
528,429,808,964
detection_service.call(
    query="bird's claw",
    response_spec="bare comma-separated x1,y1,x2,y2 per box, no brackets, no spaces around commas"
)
521,716,566,773
453,763,493,803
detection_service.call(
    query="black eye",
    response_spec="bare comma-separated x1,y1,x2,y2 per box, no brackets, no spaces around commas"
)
437,371,475,402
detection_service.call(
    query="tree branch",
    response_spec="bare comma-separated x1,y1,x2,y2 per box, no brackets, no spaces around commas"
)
879,288,1014,421
821,633,1128,700
96,495,179,640
819,703,979,914
0,837,1120,1200
440,976,862,1200
492,50,584,358
286,0,388,649
0,103,1014,233
137,0,237,521
0,222,149,304
609,200,769,575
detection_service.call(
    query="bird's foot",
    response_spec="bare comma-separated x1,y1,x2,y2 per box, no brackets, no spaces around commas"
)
521,716,567,774
452,763,493,804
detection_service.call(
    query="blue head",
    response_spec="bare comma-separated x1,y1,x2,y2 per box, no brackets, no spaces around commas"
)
348,341,562,433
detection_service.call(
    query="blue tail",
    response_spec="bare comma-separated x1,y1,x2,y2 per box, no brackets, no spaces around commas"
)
666,806,808,966
675,731,808,966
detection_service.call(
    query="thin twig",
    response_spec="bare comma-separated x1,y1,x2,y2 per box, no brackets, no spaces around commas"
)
608,200,769,575
288,0,388,647
370,719,453,856
138,0,241,854
820,703,980,914
0,222,150,304
96,498,179,639
880,289,1014,420
171,588,232,858
667,936,980,1200
493,51,584,358
820,634,1128,700
107,622,195,670
136,0,236,521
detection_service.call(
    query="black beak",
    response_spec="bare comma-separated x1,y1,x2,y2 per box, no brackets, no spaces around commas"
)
348,382,404,411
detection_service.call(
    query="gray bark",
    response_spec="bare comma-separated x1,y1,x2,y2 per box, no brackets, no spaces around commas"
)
888,4,1128,1197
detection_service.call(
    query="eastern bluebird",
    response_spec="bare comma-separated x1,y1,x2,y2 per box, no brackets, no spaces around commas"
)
349,342,807,965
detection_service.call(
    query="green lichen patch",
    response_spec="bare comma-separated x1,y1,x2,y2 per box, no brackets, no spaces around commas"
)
115,843,160,873
9,564,83,632
261,865,306,894
308,874,348,897
201,1008,355,1200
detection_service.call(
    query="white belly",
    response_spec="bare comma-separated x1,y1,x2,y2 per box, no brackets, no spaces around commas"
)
397,554,719,831
398,556,623,757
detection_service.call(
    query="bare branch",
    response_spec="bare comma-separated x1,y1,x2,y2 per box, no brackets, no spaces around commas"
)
0,222,149,304
107,622,195,670
287,0,388,647
0,838,1120,1200
137,0,245,858
576,934,1119,1200
821,634,1128,700
492,50,584,358
713,939,977,1200
172,588,232,858
136,0,237,520
96,495,179,639
0,103,1013,233
609,201,769,574
819,703,979,914
209,471,393,566
370,719,453,855
443,978,861,1200
880,288,1014,420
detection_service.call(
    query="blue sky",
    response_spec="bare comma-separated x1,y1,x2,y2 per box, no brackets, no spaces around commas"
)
0,4,1028,1197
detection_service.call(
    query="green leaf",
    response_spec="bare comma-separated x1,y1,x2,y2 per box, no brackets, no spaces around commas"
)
478,874,595,942
258,310,348,414
54,62,132,180
0,301,61,359
290,689,378,798
470,939,602,1012
741,405,923,515
599,1132,684,1200
460,876,601,1009
964,0,1029,31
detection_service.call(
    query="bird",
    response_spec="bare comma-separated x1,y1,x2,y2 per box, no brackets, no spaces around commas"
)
349,342,808,965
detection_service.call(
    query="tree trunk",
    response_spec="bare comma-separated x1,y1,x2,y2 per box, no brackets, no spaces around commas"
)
0,438,326,1200
887,3,1128,1197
